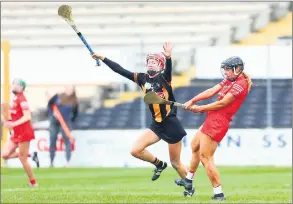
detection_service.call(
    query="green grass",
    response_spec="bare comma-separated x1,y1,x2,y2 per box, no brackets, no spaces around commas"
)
1,166,292,203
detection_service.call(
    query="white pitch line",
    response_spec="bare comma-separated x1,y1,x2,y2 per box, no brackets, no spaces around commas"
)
3,188,38,192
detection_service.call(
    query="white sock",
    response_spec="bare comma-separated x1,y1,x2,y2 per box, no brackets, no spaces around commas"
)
213,185,223,195
186,171,195,180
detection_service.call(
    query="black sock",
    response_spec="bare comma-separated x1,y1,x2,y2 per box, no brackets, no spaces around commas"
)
152,158,163,168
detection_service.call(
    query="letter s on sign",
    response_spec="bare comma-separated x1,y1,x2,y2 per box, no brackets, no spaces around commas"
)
263,135,271,148
278,135,286,148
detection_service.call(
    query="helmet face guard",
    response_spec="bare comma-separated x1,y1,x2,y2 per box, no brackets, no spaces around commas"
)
146,54,166,78
220,56,244,81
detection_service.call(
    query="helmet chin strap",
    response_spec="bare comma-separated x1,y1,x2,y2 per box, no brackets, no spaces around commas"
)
224,67,243,81
230,67,243,81
233,67,242,76
147,70,160,78
147,64,161,78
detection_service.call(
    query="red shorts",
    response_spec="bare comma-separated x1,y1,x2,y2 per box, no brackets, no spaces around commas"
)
10,130,35,144
201,111,229,143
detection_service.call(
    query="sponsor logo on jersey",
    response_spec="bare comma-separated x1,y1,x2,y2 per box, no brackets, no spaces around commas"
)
157,92,165,99
145,82,152,90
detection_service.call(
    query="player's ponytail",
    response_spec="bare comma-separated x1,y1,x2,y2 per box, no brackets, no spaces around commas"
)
242,72,253,92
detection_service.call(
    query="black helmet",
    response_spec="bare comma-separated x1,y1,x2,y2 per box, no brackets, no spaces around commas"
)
221,56,244,81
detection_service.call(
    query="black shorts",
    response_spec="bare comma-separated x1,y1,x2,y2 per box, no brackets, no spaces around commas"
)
149,115,187,144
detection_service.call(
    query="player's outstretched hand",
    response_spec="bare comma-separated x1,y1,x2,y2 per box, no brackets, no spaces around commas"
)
162,42,173,59
92,54,105,61
183,100,194,110
189,105,202,113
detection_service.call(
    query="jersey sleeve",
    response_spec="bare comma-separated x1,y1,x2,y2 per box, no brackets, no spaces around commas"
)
103,58,135,82
134,72,145,87
219,79,228,87
228,80,246,98
18,96,30,111
162,58,172,82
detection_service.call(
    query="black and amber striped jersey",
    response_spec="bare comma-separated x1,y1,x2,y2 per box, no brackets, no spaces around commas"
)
134,71,177,122
103,57,177,123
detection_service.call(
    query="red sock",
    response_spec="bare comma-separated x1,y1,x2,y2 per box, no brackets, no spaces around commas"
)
30,179,36,185
189,170,195,173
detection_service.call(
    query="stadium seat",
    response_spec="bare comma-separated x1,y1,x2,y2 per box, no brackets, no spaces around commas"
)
64,79,292,129
1,14,250,28
2,2,286,47
1,3,272,17
2,25,231,38
8,36,212,47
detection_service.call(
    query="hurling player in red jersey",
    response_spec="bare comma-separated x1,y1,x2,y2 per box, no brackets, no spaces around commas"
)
1,79,39,187
175,57,253,200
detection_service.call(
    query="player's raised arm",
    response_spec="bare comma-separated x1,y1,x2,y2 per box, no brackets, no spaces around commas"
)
92,53,136,82
161,42,173,82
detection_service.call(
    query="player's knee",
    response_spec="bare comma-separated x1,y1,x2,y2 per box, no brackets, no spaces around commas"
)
206,163,214,175
191,140,200,153
191,143,200,153
130,148,141,158
1,153,9,160
18,153,27,162
200,152,210,166
170,159,180,170
171,161,180,170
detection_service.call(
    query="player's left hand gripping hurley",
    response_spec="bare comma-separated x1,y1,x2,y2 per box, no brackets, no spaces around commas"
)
58,5,101,66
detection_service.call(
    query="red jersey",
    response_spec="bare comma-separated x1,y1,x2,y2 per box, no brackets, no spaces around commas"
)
10,93,34,135
214,74,249,121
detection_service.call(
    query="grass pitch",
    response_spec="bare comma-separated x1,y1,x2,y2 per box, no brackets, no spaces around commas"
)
1,166,292,203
